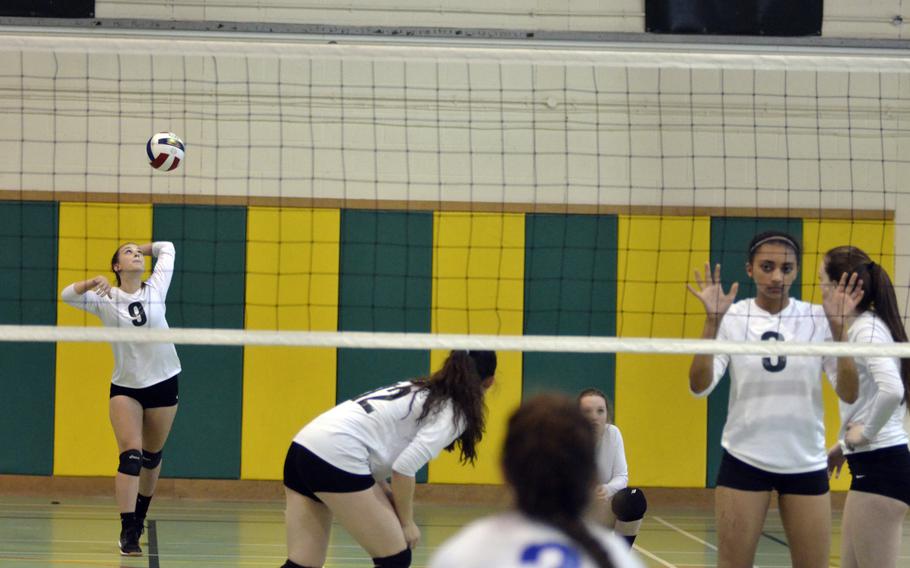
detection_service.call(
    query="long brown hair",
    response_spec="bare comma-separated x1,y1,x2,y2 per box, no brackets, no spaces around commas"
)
503,394,615,568
825,246,910,405
413,350,495,464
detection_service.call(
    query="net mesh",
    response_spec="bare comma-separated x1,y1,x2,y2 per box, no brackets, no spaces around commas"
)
0,30,907,352
3,28,910,489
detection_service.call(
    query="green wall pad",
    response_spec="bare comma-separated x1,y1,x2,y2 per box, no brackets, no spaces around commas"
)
153,205,247,479
523,214,617,404
0,202,58,474
337,210,433,482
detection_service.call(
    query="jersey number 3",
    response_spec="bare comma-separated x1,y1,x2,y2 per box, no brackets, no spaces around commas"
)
761,330,786,372
127,302,148,327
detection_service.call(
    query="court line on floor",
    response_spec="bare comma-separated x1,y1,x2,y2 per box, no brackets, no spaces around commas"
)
632,543,677,567
652,516,716,551
760,531,789,548
148,519,159,568
653,516,763,568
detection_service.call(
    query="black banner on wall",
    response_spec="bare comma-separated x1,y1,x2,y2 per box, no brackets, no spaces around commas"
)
1,0,94,18
646,0,822,36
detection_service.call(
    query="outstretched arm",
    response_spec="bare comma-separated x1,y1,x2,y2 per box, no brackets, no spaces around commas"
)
687,263,738,394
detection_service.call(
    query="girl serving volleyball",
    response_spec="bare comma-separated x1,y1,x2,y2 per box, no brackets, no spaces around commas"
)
61,242,181,556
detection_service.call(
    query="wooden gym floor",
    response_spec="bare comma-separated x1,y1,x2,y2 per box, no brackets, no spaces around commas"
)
1,493,909,567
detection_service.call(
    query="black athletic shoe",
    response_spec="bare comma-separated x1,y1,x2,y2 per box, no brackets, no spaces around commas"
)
118,524,142,556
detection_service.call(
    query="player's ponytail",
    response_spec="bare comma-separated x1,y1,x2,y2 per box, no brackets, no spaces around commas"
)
503,394,615,568
413,350,495,464
825,246,910,406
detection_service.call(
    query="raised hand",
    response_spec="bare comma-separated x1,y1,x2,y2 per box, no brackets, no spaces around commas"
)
822,271,863,337
687,262,739,320
92,275,113,298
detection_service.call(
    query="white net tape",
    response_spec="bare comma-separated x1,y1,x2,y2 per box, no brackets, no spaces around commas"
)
3,325,910,357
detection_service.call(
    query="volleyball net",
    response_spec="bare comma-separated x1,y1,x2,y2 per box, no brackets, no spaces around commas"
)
3,26,910,485
1,29,908,354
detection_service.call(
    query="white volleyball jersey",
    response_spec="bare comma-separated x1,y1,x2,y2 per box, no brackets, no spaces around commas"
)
596,424,628,498
692,298,836,473
831,311,908,453
429,512,645,568
294,381,464,478
61,242,181,389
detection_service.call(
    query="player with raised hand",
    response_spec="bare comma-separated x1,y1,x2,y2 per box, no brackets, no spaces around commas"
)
686,230,861,568
823,246,910,568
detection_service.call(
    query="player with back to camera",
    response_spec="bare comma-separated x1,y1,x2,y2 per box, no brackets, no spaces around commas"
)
280,350,496,568
686,230,861,568
822,246,910,568
429,393,645,568
577,388,647,547
61,242,180,556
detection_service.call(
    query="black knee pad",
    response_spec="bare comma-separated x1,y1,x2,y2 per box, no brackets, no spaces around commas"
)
142,449,162,469
612,487,647,522
118,449,143,476
373,548,411,568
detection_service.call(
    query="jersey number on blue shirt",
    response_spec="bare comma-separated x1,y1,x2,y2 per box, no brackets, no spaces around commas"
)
520,543,581,568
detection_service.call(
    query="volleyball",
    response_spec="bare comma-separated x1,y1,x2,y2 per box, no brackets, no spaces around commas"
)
146,132,185,171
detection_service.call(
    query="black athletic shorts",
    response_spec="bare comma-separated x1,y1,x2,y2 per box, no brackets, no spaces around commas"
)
283,442,375,503
846,444,910,506
109,375,179,409
716,450,829,495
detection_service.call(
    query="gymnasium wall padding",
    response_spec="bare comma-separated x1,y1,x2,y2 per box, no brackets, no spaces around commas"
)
522,214,618,402
0,202,58,474
153,204,246,479
337,210,433,483
241,207,340,480
616,215,710,488
55,203,152,476
428,212,524,484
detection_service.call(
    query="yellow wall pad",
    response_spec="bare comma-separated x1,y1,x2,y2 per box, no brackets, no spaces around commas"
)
616,215,711,487
803,219,894,492
429,212,524,484
241,207,340,480
55,203,153,476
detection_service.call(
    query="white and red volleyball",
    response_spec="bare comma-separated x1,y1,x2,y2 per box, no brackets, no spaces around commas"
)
146,132,185,171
